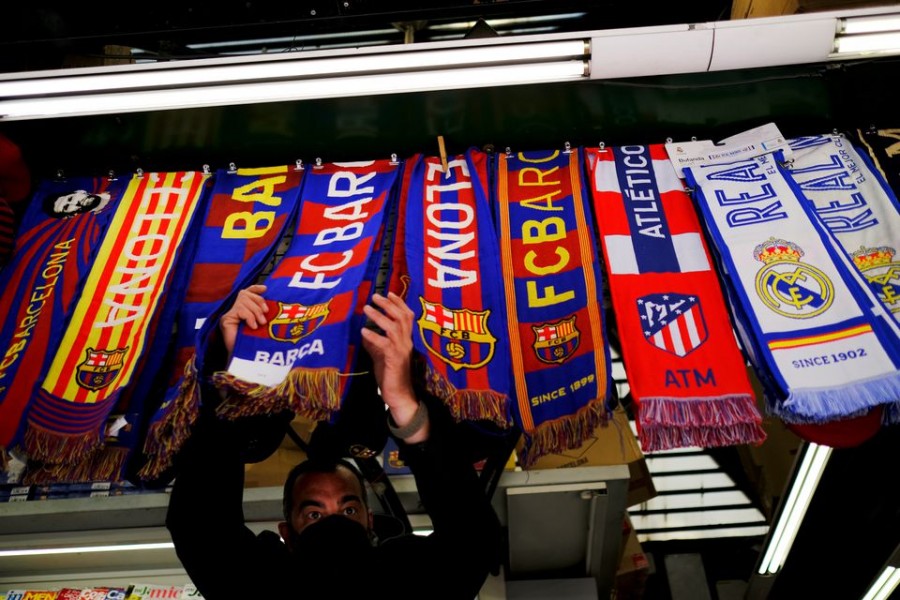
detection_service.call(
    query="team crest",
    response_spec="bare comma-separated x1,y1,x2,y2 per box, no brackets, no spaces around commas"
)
417,298,496,371
852,245,900,316
268,301,330,343
76,347,127,391
753,238,834,318
638,293,708,357
532,317,580,364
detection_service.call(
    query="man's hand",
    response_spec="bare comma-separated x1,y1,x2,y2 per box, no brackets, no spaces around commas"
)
361,292,428,443
220,284,269,355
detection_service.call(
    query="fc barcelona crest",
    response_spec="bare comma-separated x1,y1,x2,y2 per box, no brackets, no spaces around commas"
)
532,317,580,364
75,347,128,391
268,301,330,343
638,293,708,357
417,298,496,371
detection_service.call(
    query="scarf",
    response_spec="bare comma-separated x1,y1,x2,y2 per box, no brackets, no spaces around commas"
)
388,150,511,426
586,144,765,451
213,160,399,423
855,126,900,201
0,177,126,459
496,148,611,464
138,165,304,480
23,172,207,475
685,152,900,423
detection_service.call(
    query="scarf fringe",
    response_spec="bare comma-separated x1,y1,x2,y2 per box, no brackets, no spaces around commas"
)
884,402,900,426
637,394,767,452
424,364,512,428
213,368,340,422
777,371,900,423
24,422,102,466
519,399,609,468
24,445,128,485
138,356,201,481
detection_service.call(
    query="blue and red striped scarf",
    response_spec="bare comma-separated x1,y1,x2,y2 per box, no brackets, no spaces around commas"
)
138,166,304,480
587,145,764,451
388,150,511,426
24,172,208,477
0,177,126,461
214,160,399,423
495,148,612,464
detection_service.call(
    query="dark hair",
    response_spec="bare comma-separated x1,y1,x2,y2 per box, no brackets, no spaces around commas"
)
41,190,101,217
281,457,368,523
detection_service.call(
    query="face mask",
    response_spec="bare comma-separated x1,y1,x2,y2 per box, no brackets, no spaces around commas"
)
290,514,373,559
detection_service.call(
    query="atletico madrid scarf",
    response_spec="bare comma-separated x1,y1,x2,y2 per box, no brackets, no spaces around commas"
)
586,145,765,451
24,172,207,472
138,166,304,480
496,148,611,464
388,150,511,426
685,152,900,424
214,160,399,423
0,177,126,460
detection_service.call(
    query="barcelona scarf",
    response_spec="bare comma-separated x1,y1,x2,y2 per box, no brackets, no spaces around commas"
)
496,148,612,464
0,177,126,461
214,160,399,423
388,150,511,426
24,172,207,472
586,145,765,451
686,152,900,424
138,166,303,480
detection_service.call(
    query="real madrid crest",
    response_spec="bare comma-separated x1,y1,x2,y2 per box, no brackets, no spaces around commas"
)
852,245,900,316
753,238,834,318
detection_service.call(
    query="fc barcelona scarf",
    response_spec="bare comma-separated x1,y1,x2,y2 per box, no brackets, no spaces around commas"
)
24,172,207,467
214,160,399,423
139,166,303,480
388,150,511,426
685,153,900,424
0,177,126,459
496,148,612,464
587,145,765,452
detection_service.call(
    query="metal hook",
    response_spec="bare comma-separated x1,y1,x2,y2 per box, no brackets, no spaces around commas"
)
690,136,698,142
294,159,304,171
54,169,65,181
107,169,116,181
563,141,573,154
228,162,237,173
666,137,674,144
135,167,144,179
202,164,211,175
314,157,323,169
504,146,512,157
390,153,399,165
598,141,607,152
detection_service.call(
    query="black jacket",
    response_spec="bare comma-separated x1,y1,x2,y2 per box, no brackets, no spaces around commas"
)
166,389,502,599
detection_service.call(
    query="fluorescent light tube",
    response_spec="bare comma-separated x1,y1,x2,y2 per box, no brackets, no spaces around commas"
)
757,443,831,575
0,39,587,98
841,14,900,34
0,61,587,120
0,542,174,557
834,31,900,55
861,566,900,600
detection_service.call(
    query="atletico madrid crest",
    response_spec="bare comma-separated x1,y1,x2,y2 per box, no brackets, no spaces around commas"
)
75,347,128,391
532,316,580,364
638,293,708,357
417,298,496,371
268,301,330,343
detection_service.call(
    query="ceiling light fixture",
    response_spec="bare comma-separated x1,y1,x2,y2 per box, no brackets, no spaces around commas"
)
0,542,175,557
861,566,900,600
833,13,900,57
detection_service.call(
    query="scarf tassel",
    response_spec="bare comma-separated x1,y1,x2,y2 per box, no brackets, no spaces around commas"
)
138,356,201,481
519,399,608,468
883,402,900,426
638,394,766,452
24,423,102,467
23,445,128,485
425,365,512,428
777,371,900,423
213,368,340,423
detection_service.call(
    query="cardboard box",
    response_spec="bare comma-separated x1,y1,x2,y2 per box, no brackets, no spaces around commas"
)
243,415,314,488
615,515,650,600
519,406,657,508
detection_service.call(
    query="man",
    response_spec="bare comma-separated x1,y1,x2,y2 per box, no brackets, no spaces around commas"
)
42,189,111,217
167,286,502,599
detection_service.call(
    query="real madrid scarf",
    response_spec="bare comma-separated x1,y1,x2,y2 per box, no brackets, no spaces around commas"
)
685,152,900,423
587,145,765,451
24,172,207,468
213,160,399,423
0,177,126,459
138,166,303,480
496,148,612,464
388,150,511,426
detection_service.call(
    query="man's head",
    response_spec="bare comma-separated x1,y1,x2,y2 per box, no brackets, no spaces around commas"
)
43,189,110,218
278,457,373,552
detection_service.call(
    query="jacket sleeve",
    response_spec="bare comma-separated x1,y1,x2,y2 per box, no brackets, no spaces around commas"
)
165,394,283,598
394,393,503,599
